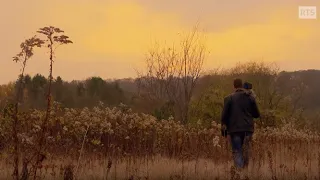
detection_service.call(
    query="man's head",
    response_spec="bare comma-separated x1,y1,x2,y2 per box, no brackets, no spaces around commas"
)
233,78,243,89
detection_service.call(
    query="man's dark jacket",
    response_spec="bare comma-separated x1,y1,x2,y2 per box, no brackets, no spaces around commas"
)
221,88,260,133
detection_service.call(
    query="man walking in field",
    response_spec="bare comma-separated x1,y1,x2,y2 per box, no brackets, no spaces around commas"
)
221,78,260,169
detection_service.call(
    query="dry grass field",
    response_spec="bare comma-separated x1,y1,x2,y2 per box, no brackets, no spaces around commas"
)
1,105,320,179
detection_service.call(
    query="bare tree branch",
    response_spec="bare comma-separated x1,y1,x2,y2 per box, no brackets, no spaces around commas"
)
137,27,207,123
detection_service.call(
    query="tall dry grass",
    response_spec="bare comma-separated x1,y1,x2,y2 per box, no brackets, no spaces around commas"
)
1,103,320,179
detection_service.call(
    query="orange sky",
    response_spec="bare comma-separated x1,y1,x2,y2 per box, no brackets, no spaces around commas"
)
1,0,319,84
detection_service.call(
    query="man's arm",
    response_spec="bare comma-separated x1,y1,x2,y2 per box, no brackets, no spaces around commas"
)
221,96,231,126
250,96,260,118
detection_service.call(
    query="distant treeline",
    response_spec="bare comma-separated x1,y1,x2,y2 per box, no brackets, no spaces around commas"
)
1,69,320,128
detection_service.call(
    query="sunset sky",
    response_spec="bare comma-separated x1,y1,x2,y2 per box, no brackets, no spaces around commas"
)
1,0,319,84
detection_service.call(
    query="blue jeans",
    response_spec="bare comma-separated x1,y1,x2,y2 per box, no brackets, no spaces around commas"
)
230,132,253,168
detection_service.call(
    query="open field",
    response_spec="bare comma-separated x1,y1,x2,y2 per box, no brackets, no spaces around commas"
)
1,105,320,179
2,1,320,179
1,155,320,180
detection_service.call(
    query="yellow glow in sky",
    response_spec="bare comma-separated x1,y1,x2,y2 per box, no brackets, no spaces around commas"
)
0,0,319,83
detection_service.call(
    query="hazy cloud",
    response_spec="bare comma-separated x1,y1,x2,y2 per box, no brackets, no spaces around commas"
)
0,0,319,83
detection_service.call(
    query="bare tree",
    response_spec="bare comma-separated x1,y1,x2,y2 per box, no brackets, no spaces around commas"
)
12,36,44,180
33,26,72,179
137,27,207,123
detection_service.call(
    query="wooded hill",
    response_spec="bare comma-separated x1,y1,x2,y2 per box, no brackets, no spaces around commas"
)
1,69,319,128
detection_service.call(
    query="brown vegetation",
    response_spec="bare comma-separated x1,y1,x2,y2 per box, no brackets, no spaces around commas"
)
1,26,320,180
0,105,320,179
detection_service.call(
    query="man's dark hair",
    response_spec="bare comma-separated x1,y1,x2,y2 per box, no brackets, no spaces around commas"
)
233,78,243,89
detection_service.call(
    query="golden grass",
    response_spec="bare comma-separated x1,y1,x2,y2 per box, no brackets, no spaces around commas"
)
1,105,320,179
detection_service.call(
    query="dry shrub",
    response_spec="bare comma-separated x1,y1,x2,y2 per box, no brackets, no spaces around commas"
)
0,103,319,179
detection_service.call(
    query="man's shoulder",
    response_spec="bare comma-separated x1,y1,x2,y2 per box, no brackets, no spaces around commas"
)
225,91,238,98
224,93,234,101
224,94,232,99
